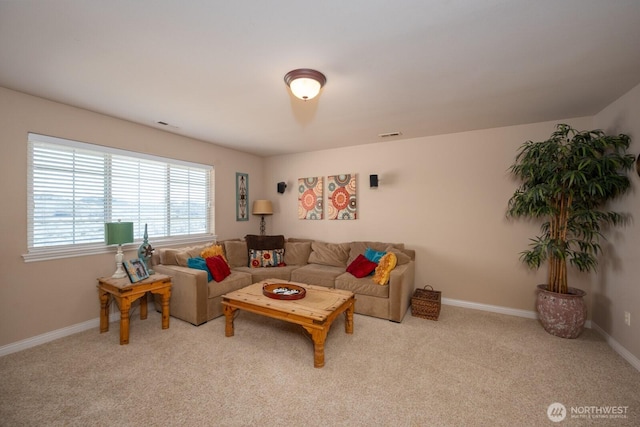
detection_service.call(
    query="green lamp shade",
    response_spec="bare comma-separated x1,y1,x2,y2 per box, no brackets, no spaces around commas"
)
104,221,134,245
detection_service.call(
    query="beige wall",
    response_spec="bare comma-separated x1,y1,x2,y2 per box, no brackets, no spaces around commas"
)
265,111,639,362
0,87,266,346
2,83,638,364
265,118,591,309
593,82,640,359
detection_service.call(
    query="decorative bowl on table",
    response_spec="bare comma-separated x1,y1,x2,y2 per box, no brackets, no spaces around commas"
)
262,283,306,300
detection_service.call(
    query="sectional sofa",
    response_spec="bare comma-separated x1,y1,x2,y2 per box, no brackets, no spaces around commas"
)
152,236,415,325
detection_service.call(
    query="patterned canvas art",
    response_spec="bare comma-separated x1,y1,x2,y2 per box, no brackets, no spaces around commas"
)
298,177,323,220
327,173,357,220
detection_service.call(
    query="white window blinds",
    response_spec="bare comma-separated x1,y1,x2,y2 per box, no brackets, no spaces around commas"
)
26,133,213,257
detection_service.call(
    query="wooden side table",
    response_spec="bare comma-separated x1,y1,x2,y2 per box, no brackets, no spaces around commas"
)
97,274,172,345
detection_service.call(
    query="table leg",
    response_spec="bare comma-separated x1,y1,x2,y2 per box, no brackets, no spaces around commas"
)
160,289,170,330
119,297,131,345
345,299,354,334
140,292,148,320
303,327,328,368
224,305,236,337
99,289,110,333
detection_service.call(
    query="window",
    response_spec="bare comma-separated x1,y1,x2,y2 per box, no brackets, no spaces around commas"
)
25,133,214,261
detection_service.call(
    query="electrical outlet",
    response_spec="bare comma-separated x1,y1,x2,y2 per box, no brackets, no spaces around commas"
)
624,311,631,326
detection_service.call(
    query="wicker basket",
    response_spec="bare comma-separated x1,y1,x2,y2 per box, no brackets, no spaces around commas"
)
411,285,441,320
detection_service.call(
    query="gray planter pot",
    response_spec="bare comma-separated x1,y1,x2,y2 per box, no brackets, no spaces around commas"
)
536,284,587,339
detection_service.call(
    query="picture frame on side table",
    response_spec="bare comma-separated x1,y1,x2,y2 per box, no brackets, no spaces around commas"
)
124,258,150,283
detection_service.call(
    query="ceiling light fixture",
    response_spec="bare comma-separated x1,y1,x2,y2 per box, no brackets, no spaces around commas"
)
284,68,326,101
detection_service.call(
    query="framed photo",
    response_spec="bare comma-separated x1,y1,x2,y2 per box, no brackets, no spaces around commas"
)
236,172,249,221
124,258,150,283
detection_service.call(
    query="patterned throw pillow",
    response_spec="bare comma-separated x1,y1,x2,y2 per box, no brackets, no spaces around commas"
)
373,252,398,285
249,249,285,268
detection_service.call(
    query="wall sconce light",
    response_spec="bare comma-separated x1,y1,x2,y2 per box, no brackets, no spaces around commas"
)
369,174,379,188
284,69,326,101
252,199,273,236
277,182,287,194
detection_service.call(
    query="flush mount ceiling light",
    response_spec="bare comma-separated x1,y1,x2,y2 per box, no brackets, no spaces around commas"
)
284,68,326,101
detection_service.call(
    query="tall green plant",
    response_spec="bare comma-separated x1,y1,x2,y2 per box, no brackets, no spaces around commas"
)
507,124,634,294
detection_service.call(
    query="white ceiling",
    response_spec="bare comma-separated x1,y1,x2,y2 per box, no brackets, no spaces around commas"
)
2,1,640,157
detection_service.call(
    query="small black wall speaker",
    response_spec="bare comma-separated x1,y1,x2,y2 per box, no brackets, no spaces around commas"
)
369,174,378,188
277,181,287,194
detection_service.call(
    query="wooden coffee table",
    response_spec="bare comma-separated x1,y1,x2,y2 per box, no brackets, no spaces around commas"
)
222,280,355,368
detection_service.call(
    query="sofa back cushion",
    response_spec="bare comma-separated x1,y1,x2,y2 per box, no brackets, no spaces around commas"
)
284,241,312,266
158,243,213,267
308,241,351,267
384,246,412,265
224,240,248,268
347,241,409,265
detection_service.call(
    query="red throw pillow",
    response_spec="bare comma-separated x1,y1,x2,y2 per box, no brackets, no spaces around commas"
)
206,255,231,282
346,254,377,278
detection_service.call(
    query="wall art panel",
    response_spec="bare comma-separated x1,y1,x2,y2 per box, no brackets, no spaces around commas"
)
236,172,248,221
298,177,323,220
327,173,357,220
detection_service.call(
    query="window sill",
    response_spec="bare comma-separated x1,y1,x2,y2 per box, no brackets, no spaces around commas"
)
22,234,218,263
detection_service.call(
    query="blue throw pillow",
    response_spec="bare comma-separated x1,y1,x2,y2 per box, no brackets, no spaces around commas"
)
364,248,387,263
187,257,213,281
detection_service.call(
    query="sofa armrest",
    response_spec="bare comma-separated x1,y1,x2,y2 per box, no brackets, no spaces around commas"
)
153,264,209,326
387,260,415,322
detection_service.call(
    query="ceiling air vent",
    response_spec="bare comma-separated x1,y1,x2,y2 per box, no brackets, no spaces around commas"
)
378,131,402,138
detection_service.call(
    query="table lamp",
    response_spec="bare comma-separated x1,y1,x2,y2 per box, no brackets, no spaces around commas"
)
105,220,134,279
252,200,273,236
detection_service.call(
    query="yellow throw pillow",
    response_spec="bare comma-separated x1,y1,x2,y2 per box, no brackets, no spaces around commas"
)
200,244,227,262
373,252,398,285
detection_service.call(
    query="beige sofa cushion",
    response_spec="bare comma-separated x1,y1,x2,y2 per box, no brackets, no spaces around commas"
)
159,243,213,267
224,240,248,268
308,241,351,267
291,264,345,288
384,246,412,265
335,272,390,298
284,241,312,265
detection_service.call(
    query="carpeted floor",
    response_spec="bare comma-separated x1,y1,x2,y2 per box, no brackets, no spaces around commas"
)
0,305,638,426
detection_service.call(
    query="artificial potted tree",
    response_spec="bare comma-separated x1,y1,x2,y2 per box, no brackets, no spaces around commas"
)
507,123,634,338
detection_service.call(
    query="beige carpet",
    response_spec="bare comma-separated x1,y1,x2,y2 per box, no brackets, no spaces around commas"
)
0,305,638,426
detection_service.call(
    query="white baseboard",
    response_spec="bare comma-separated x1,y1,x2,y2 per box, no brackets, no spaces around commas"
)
442,297,538,319
3,298,637,373
441,297,640,371
442,297,594,328
0,310,121,357
442,298,591,329
591,322,640,372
